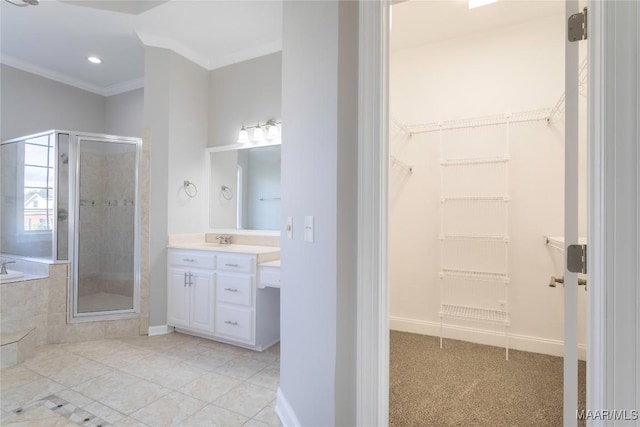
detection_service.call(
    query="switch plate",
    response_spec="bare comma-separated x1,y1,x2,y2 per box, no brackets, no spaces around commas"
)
304,216,314,243
286,216,293,239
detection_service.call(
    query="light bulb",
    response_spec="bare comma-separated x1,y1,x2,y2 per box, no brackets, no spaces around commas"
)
267,124,279,140
237,125,249,143
253,124,264,142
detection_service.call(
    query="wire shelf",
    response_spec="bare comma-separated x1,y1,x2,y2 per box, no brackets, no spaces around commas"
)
391,155,413,173
440,269,510,283
440,156,510,166
406,108,553,135
441,196,509,203
545,235,587,253
439,304,510,325
439,234,510,242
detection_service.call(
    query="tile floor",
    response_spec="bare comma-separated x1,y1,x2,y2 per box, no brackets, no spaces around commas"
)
0,332,281,426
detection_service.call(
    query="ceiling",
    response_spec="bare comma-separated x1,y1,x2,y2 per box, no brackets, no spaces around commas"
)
0,0,282,96
1,0,564,97
391,0,564,51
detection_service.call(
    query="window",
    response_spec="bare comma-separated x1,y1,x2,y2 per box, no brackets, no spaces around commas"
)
22,135,54,232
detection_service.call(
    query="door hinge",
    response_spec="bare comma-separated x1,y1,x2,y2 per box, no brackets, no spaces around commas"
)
567,244,587,274
568,7,588,42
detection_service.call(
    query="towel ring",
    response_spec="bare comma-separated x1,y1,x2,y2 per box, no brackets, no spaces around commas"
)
221,185,233,200
183,180,198,198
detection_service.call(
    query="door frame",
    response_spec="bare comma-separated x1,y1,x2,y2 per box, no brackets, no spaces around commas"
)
356,1,617,425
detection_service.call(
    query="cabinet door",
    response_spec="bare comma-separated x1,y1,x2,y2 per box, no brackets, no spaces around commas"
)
189,271,216,334
167,268,190,328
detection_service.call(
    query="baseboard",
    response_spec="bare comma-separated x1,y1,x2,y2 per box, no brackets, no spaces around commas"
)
147,325,174,336
276,388,301,427
390,316,587,360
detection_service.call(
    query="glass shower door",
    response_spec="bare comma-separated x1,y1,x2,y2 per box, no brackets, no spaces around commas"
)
74,136,139,315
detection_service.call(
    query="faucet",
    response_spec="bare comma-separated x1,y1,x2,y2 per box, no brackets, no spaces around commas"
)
0,261,16,275
216,235,232,245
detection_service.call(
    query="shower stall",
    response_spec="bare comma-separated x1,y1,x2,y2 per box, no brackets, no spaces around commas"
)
0,130,141,319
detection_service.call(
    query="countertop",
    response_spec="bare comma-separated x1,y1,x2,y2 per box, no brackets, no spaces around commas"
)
167,243,280,255
259,260,281,268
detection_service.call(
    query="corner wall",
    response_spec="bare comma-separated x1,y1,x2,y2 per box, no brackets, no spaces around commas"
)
279,1,358,425
144,47,208,327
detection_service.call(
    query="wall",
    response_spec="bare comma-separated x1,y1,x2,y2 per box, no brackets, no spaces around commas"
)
105,88,144,138
144,47,208,327
208,53,281,147
0,64,105,140
1,64,143,141
279,1,358,425
389,13,587,356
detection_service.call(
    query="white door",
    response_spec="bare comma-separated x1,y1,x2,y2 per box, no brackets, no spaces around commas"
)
167,268,190,328
564,1,586,425
190,271,216,333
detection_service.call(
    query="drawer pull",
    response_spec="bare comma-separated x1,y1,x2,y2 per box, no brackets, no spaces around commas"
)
224,288,239,292
224,320,238,326
184,272,188,287
225,263,240,267
182,258,196,262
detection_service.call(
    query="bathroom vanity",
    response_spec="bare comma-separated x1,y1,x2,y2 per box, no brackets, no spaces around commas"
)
167,242,280,351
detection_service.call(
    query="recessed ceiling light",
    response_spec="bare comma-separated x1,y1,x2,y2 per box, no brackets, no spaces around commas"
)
468,0,498,9
87,56,102,64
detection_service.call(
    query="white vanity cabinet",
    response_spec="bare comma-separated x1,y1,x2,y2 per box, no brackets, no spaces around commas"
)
167,245,280,351
167,251,216,334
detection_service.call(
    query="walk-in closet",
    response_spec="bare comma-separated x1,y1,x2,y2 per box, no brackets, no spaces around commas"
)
388,1,587,425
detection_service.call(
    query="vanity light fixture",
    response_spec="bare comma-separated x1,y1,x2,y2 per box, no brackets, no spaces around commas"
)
88,56,103,64
236,119,281,143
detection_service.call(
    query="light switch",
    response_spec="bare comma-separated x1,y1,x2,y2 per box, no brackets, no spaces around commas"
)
304,216,314,243
286,216,293,239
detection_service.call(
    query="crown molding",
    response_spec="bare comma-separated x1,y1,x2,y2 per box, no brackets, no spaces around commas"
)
136,30,212,70
208,40,282,71
136,30,282,72
1,54,143,97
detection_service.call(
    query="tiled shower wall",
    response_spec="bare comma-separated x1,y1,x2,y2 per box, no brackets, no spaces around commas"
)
78,150,135,298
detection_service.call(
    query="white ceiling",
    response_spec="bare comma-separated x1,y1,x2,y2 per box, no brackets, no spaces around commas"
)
1,0,564,97
0,0,282,96
391,0,564,51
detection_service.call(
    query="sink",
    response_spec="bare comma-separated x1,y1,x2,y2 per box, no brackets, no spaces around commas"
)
0,270,24,282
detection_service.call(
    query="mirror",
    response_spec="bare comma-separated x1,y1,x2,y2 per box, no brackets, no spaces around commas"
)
207,143,281,231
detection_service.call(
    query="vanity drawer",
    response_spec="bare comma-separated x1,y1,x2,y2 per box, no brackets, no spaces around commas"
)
217,254,255,273
258,266,280,289
216,306,253,343
168,250,216,269
216,274,253,306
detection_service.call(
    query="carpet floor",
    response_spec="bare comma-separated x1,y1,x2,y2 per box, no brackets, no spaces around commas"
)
389,331,586,427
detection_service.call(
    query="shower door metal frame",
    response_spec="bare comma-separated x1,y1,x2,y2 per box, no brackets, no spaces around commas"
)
68,132,142,322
